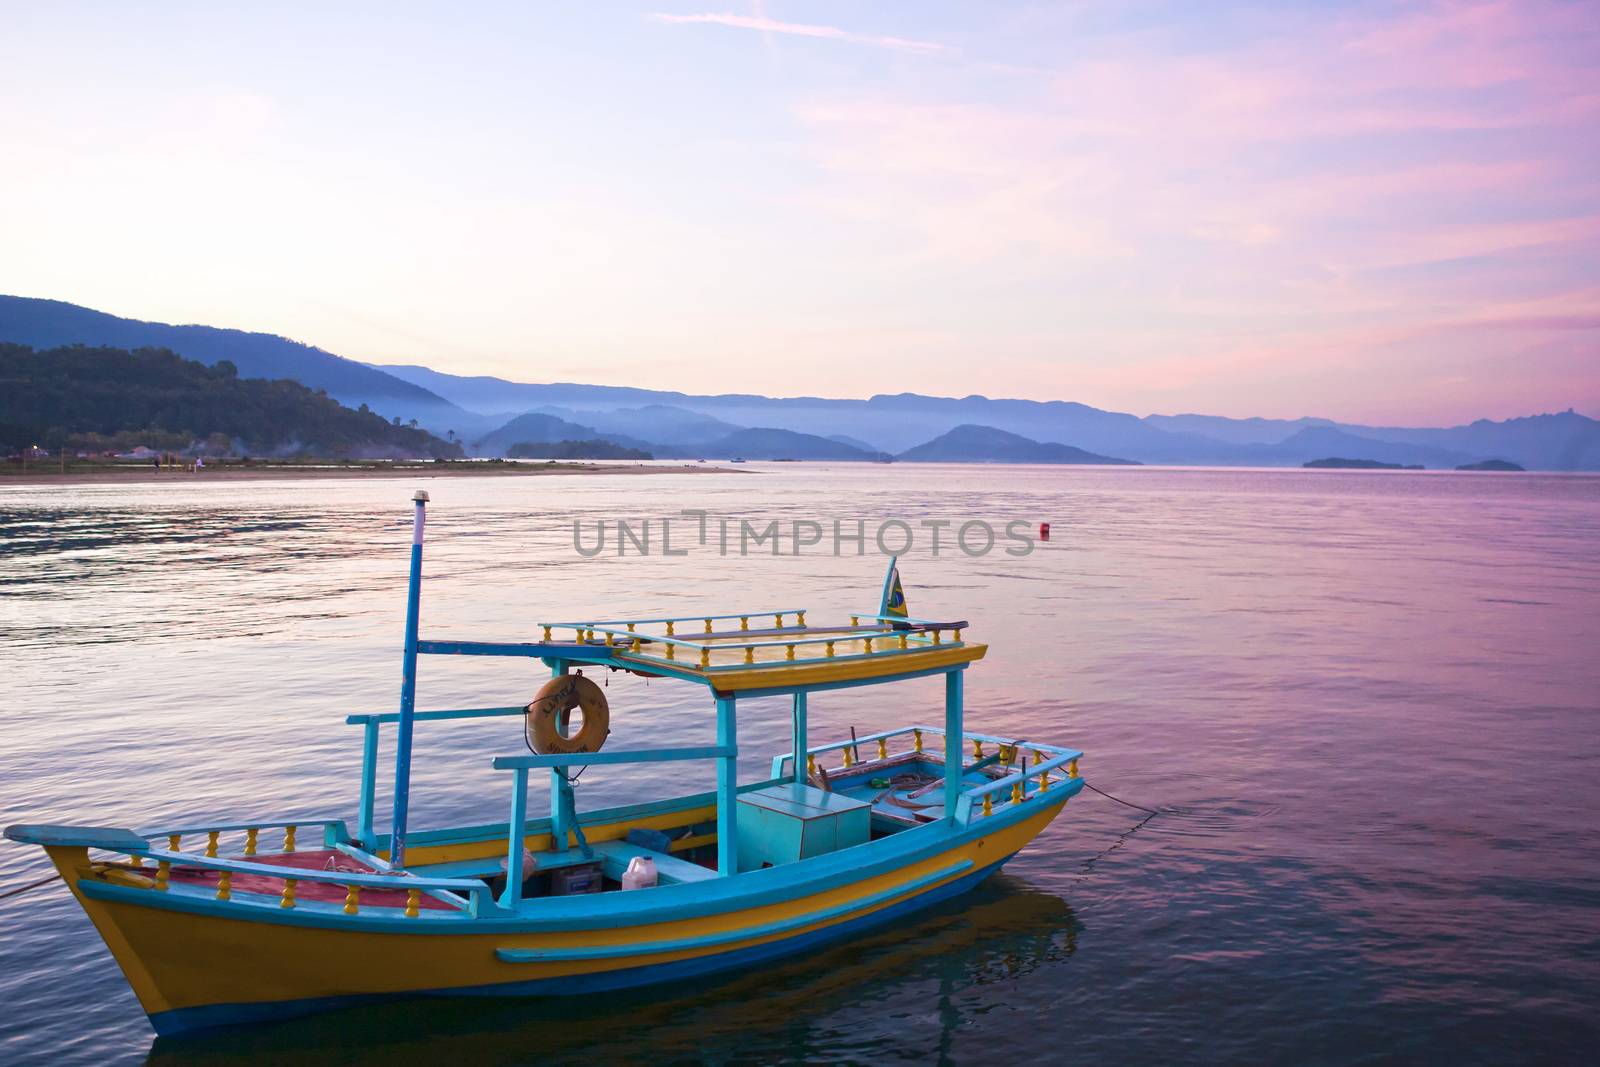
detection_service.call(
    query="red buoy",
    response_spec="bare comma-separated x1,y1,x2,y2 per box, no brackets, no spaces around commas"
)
1039,522,1050,541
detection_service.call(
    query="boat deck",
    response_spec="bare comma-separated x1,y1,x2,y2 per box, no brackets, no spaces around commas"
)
823,753,1024,825
517,609,988,693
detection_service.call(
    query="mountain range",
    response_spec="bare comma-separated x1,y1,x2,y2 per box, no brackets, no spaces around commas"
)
3,294,1596,470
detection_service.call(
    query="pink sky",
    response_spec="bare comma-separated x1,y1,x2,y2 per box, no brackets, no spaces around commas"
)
1,2,1596,424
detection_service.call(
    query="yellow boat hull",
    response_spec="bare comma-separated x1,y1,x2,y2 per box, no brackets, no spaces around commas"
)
46,799,1068,1035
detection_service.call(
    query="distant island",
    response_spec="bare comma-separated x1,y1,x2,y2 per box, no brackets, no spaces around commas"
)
897,424,1138,465
507,439,652,460
669,426,891,462
1455,459,1525,472
1303,457,1423,470
1,342,460,460
477,416,888,463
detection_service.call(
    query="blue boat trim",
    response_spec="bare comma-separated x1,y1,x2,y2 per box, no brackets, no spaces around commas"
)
495,858,974,963
4,824,149,850
77,784,1078,934
147,850,1017,1037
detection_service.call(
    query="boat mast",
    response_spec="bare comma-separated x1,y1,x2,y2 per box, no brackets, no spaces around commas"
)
389,489,429,870
945,669,964,819
716,694,738,874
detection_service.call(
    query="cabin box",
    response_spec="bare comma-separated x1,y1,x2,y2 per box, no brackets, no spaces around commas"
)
735,783,870,872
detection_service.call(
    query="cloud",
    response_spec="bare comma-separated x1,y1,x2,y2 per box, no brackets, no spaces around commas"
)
648,12,954,56
756,1,1599,420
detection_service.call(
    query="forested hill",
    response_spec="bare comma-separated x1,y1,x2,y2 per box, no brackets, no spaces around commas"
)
0,295,456,411
0,344,462,458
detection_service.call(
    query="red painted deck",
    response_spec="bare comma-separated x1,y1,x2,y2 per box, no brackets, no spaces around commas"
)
167,849,457,910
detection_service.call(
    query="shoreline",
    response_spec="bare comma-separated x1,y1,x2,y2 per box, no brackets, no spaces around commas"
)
0,461,740,485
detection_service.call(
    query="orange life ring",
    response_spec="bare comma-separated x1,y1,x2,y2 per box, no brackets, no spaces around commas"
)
526,673,611,755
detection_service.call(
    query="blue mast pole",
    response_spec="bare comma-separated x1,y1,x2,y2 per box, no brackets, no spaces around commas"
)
944,668,964,820
791,691,808,785
389,489,429,870
716,694,738,875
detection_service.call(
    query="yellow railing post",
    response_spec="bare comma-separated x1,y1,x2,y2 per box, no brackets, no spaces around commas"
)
806,753,817,778
877,738,888,760
205,830,219,858
775,613,784,628
972,739,983,759
797,611,806,627
744,646,754,664
666,620,676,636
216,870,232,901
1068,757,1080,779
283,825,298,853
825,641,835,658
280,879,297,909
405,889,421,918
168,833,181,852
913,729,923,753
344,885,361,915
700,648,710,668
1011,781,1023,804
739,616,749,631
244,827,258,856
982,793,993,817
155,860,170,891
786,644,795,661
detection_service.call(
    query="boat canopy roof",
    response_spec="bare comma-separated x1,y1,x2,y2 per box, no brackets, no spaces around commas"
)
420,609,985,696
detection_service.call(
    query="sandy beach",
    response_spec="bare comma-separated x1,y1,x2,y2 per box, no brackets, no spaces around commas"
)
0,461,739,485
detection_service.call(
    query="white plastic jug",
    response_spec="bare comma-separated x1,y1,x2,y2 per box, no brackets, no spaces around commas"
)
621,855,658,890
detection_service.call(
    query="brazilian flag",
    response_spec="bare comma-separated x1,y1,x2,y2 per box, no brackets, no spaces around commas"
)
880,557,909,626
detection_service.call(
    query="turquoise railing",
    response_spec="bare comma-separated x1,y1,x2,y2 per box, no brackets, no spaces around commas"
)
345,705,526,846
133,845,492,915
541,608,808,632
770,724,1082,827
81,817,494,918
538,620,967,673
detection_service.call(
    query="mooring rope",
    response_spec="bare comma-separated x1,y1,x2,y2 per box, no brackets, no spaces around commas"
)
1081,780,1162,817
0,872,61,902
1066,781,1162,884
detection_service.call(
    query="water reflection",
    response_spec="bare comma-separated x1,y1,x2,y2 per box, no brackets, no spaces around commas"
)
145,877,1078,1066
3,468,1598,1064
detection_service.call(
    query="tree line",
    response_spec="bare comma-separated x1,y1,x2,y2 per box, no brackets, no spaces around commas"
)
0,343,462,459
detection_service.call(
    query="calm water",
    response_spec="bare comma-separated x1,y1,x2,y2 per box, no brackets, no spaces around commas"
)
2,465,1598,1065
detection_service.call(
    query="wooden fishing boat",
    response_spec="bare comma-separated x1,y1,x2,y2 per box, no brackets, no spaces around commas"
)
6,491,1085,1037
